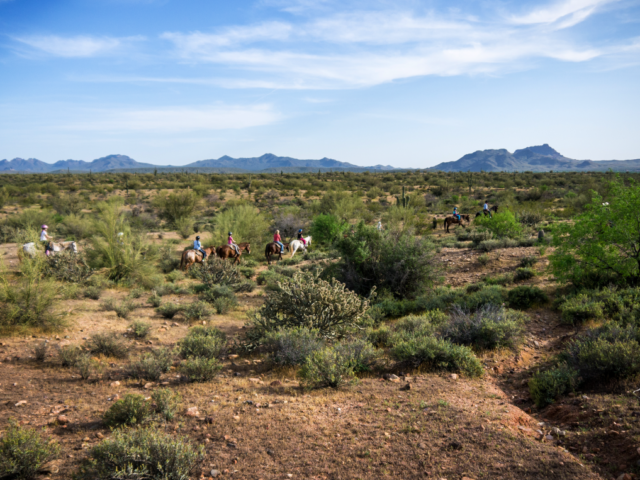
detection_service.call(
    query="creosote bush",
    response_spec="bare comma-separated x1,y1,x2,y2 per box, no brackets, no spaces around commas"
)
507,286,548,310
156,302,183,319
128,320,151,338
101,298,135,319
529,364,579,408
83,286,102,300
33,341,49,362
86,332,128,359
514,267,536,281
59,345,83,367
178,327,226,359
183,300,213,321
0,422,60,480
559,294,604,324
129,348,173,381
151,388,181,422
79,427,204,480
333,338,378,373
44,251,93,284
300,345,357,389
179,357,221,382
263,327,325,366
103,393,151,427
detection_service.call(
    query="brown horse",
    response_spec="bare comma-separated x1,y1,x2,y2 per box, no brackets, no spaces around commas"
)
443,214,470,233
265,242,289,264
180,246,216,271
216,242,251,264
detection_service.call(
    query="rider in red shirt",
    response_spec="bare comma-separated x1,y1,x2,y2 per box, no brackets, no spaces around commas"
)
274,230,284,253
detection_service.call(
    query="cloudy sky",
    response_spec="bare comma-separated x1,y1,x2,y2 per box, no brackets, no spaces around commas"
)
1,0,639,167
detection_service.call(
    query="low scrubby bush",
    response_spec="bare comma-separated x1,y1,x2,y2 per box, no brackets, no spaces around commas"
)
390,335,483,377
83,286,102,300
59,345,83,367
507,286,548,309
33,341,48,362
178,327,226,359
519,256,538,268
86,333,128,359
477,254,490,266
101,298,135,319
200,285,238,305
263,327,325,366
147,291,162,308
529,364,579,408
514,267,536,281
483,273,514,286
129,348,173,381
151,388,181,422
179,357,221,382
441,305,527,351
0,422,60,480
213,297,234,314
128,288,144,299
366,325,393,348
156,302,183,319
129,320,151,338
44,251,93,284
166,270,184,284
183,301,213,321
103,394,151,427
79,427,204,480
559,294,604,324
300,346,357,389
76,354,101,380
333,338,378,373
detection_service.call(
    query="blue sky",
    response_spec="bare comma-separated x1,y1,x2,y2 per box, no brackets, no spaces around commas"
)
1,0,639,168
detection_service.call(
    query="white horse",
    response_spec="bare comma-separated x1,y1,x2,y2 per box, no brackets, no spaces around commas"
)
290,236,312,258
50,241,78,254
20,241,77,261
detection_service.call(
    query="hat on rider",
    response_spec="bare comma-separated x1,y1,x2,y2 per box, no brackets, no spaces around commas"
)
196,236,200,240
228,232,232,235
298,229,302,233
42,225,48,229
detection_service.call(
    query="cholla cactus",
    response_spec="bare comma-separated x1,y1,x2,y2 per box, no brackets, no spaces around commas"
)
250,271,372,339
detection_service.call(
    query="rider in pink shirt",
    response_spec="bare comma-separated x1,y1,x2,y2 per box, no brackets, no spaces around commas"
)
228,232,239,255
274,230,284,253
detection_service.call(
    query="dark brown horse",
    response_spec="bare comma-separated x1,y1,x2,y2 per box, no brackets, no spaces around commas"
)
443,214,470,233
216,242,251,264
180,246,216,271
265,242,289,264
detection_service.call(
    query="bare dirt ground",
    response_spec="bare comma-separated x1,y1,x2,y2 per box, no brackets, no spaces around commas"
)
1,235,637,480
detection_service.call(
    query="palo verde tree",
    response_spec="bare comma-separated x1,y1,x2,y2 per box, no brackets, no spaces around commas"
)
550,176,640,287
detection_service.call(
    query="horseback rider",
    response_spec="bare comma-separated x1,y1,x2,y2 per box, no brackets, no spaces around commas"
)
193,235,206,260
453,207,461,222
483,200,492,218
297,229,307,248
228,232,240,255
377,221,383,231
274,229,284,253
40,225,52,256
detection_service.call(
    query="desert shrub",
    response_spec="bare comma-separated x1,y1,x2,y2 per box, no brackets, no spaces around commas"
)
156,302,183,319
209,204,269,247
563,325,640,383
514,267,536,281
519,256,538,268
263,327,325,366
239,266,255,278
151,388,181,422
175,217,195,239
178,329,226,359
390,335,483,377
559,294,604,324
529,365,580,408
57,213,92,240
213,297,234,314
59,345,83,367
129,348,173,381
183,301,213,321
187,325,227,340
86,333,128,358
199,284,238,305
83,286,102,300
366,325,393,348
475,211,523,239
44,251,93,283
80,427,204,480
477,254,490,266
33,341,49,362
129,320,151,338
310,214,348,245
374,297,429,318
300,346,357,389
507,286,548,309
0,422,60,480
248,271,371,342
101,298,135,319
441,305,527,351
166,270,184,284
128,288,144,299
103,394,151,427
333,338,378,373
334,222,439,299
179,357,221,382
147,291,162,307
483,273,514,286
256,269,287,288
467,229,493,245
190,259,244,288
76,354,101,380
159,256,181,274
155,190,199,225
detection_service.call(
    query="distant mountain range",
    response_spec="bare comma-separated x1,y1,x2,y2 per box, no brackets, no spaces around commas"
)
0,153,395,174
431,144,640,172
2,146,639,173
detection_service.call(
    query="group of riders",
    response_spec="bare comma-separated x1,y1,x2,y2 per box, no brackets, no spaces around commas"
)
453,200,494,222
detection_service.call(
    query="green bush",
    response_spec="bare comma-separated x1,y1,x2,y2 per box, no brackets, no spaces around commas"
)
208,204,270,247
80,427,204,480
129,320,151,338
44,251,93,283
83,286,102,300
514,267,536,281
300,346,357,389
0,422,60,480
390,335,483,377
155,190,199,226
103,393,151,427
86,333,128,358
333,338,378,373
175,216,195,239
507,286,548,309
239,266,255,278
190,259,245,289
366,325,393,348
59,345,83,367
441,305,527,351
183,301,213,321
128,288,144,299
129,348,173,381
147,291,162,308
101,298,135,319
156,302,183,319
213,297,234,314
166,270,184,284
263,327,325,366
151,388,181,422
179,357,221,382
76,354,101,380
199,285,238,306
310,214,347,245
33,341,48,362
529,365,579,408
477,254,490,266
483,273,514,286
178,329,226,359
249,271,371,342
519,256,538,268
559,294,604,324
159,256,181,274
475,211,523,239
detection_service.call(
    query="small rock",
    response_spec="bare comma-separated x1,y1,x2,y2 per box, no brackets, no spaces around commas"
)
205,416,215,424
233,415,240,421
227,442,237,448
551,427,566,437
544,435,554,441
248,378,263,384
418,442,427,449
144,382,154,389
617,474,633,480
228,354,239,360
267,448,275,456
534,341,540,347
400,383,411,391
450,374,458,380
210,469,220,478
57,415,69,424
14,400,27,407
270,380,282,387
110,381,121,387
185,407,199,417
83,437,90,442
96,432,105,439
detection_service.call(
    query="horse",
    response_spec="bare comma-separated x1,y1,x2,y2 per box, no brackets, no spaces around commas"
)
475,205,499,218
443,215,470,233
180,246,216,271
216,242,251,264
265,242,289,265
290,236,312,258
49,241,78,255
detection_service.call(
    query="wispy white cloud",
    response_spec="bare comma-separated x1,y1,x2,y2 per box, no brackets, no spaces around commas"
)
13,35,143,57
57,104,280,132
509,0,617,27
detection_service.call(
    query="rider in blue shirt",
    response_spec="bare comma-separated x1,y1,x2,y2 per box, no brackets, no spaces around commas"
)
193,236,206,260
453,206,461,221
483,200,492,218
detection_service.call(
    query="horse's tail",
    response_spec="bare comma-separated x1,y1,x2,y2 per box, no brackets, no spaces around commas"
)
179,250,187,270
443,218,446,230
